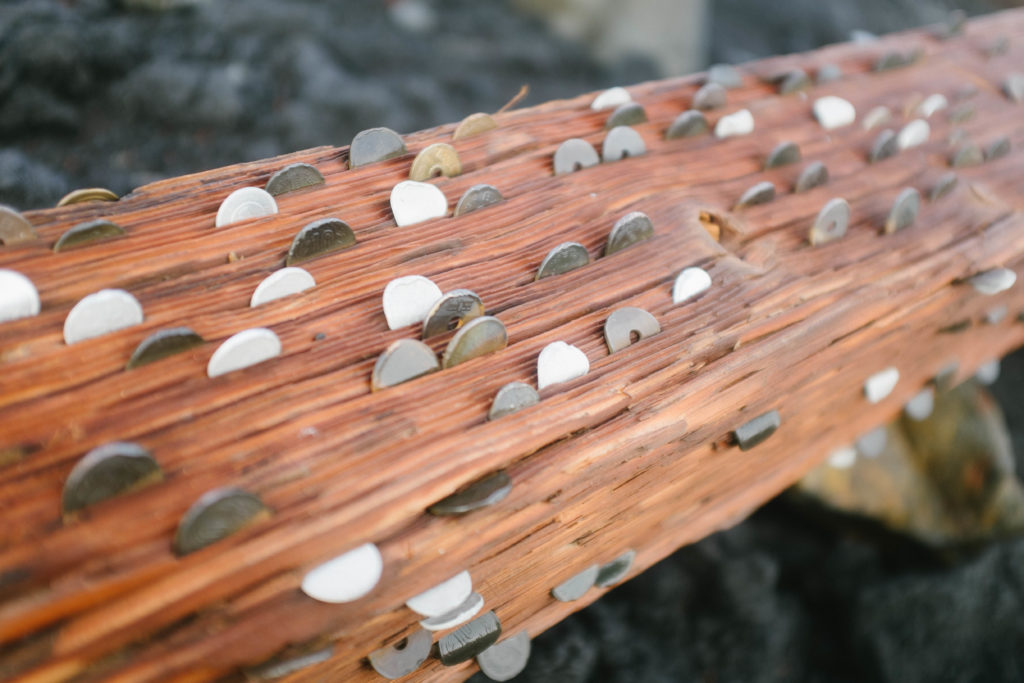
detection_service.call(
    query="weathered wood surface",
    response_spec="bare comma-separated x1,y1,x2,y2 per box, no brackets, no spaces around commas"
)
1,10,1024,682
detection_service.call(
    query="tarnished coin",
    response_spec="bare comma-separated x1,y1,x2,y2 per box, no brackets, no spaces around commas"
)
904,387,935,421
884,188,920,234
605,211,654,255
0,269,41,324
422,289,484,338
390,180,448,227
777,68,811,94
605,101,647,128
672,267,711,304
969,268,1017,295
864,367,900,403
813,96,855,130
56,187,118,207
0,205,37,245
453,112,497,140
53,219,125,252
302,543,383,603
536,242,590,280
207,328,282,378
665,110,709,139
537,341,589,391
553,138,600,175
817,63,842,84
439,611,502,666
409,143,462,181
604,307,660,354
406,570,473,617
985,36,1010,58
246,646,334,681
126,327,204,370
930,172,958,200
862,105,892,131
897,119,930,149
552,564,598,602
349,127,407,168
715,109,754,138
856,426,888,458
868,129,898,164
420,592,484,631
250,267,315,307
454,184,503,217
794,161,829,193
874,50,912,71
215,187,278,227
489,382,540,420
371,339,439,390
602,126,646,161
64,289,144,345
264,163,324,196
692,82,727,110
173,487,270,556
809,198,850,246
948,102,975,124
734,181,776,209
596,549,636,587
429,470,512,516
733,410,781,450
985,136,1011,161
442,316,508,368
286,217,356,266
62,442,162,515
477,631,531,682
1003,73,1024,103
383,275,443,330
591,86,631,110
764,141,801,169
707,63,743,89
950,143,983,168
368,630,432,680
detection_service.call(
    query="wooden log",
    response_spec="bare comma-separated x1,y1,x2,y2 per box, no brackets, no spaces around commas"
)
1,9,1023,681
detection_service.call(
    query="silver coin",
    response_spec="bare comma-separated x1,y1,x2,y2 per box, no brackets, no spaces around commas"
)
368,630,432,680
422,289,484,338
596,549,636,587
874,50,914,71
884,188,920,234
62,442,162,515
816,63,842,84
934,360,959,392
349,127,407,168
477,631,531,682
489,382,540,421
453,112,497,140
428,470,512,515
605,101,648,129
442,316,508,369
53,219,125,252
406,570,473,617
794,161,829,193
930,172,958,201
0,269,41,324
868,129,898,164
864,367,900,403
265,163,324,196
536,242,590,280
733,410,781,451
173,487,270,556
409,142,462,181
734,181,776,209
692,82,727,110
764,141,801,169
604,307,660,354
969,268,1016,295
438,611,502,666
862,105,892,131
665,110,708,139
904,388,935,421
856,426,888,458
207,328,282,378
246,646,334,681
537,341,589,391
777,68,811,95
985,136,1011,161
553,138,600,175
419,592,484,631
948,102,975,124
706,63,742,89
126,327,204,370
454,184,504,217
552,564,599,602
809,198,850,246
985,36,1010,58
286,217,356,266
301,543,383,603
390,180,448,227
371,338,439,390
0,205,37,245
250,267,315,308
950,143,983,168
985,305,1008,325
605,211,654,255
976,359,1001,385
602,126,646,162
383,275,443,330
63,289,144,345
1003,73,1024,103
215,187,278,227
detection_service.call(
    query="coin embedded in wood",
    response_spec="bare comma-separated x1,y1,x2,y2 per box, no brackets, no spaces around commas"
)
985,36,1010,57
897,119,930,149
917,93,948,118
553,138,600,175
454,184,503,217
856,426,888,458
665,110,709,139
126,327,204,369
246,646,334,680
715,108,754,138
383,275,443,330
552,564,599,602
976,359,1001,385
489,382,540,420
672,267,711,304
814,96,855,130
904,387,935,421
173,487,270,555
596,549,636,587
604,307,660,354
864,367,900,403
536,242,590,280
969,268,1017,294
442,316,508,368
421,289,484,338
1003,73,1024,103
948,102,975,124
264,163,324,196
419,592,484,631
794,161,829,193
868,129,898,163
0,205,37,245
777,68,811,94
537,341,589,391
884,188,920,234
862,105,892,131
931,172,958,200
477,631,531,682
409,142,462,181
985,136,1011,161
286,217,356,266
368,629,432,680
215,187,278,227
61,442,162,515
0,269,41,324
250,267,316,308
406,570,473,617
207,328,282,378
692,82,727,110
734,410,781,450
453,112,497,140
817,63,842,84
605,101,648,128
428,470,512,516
602,125,646,161
63,289,144,345
809,198,850,246
707,64,743,89
985,305,1008,325
874,50,912,71
734,181,776,209
828,445,857,469
56,187,118,207
349,127,407,168
371,339,439,390
605,211,654,255
438,611,502,666
53,219,126,252
390,180,448,226
950,143,983,168
591,86,631,110
301,543,384,603
764,141,801,169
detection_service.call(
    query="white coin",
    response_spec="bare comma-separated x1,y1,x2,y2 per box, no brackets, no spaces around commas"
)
390,180,448,227
976,359,1001,385
215,187,278,227
382,275,443,330
602,126,646,162
591,86,631,110
714,109,754,138
537,341,589,391
250,267,315,307
904,388,935,421
207,328,282,378
0,269,40,323
301,543,383,603
813,96,856,130
897,119,930,149
861,105,892,130
827,445,858,469
917,93,948,118
672,267,712,304
970,268,1016,295
405,570,473,618
864,366,899,403
63,289,144,344
856,426,888,458
419,591,484,631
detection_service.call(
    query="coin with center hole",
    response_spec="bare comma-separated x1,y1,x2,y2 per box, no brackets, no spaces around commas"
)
173,487,270,555
602,126,646,161
453,112,497,140
301,543,384,603
553,138,600,175
734,410,781,450
665,110,708,139
390,180,448,227
371,339,439,390
439,611,502,666
421,289,484,338
207,328,281,378
605,211,654,255
215,187,278,227
429,470,512,516
454,184,503,216
63,289,144,345
383,275,443,330
0,269,40,324
869,129,898,163
56,187,118,207
605,101,647,128
62,442,162,515
693,82,727,110
409,143,462,181
489,382,540,420
552,564,599,602
406,570,473,617
53,219,125,252
765,141,801,169
809,198,850,246
604,307,660,354
0,205,37,245
126,327,204,370
349,127,407,168
596,549,636,587
250,267,315,307
477,631,531,682
286,217,356,266
265,163,324,196
368,630,432,680
536,242,590,280
884,188,920,233
442,316,508,368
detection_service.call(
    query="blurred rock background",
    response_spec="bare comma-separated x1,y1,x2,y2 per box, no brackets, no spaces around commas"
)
2,1,1023,681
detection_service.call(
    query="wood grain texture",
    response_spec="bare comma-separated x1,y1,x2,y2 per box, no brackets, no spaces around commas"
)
2,9,1024,682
